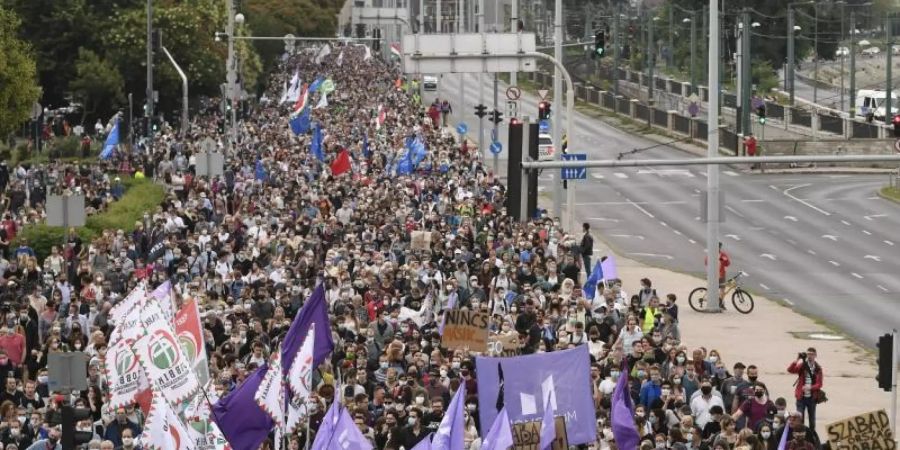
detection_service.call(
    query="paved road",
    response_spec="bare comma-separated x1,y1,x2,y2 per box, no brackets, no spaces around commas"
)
439,73,900,348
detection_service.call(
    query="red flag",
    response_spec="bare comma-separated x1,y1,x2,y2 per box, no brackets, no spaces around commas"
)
330,149,351,176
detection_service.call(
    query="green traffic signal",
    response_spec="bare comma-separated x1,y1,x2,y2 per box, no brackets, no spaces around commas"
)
758,117,766,125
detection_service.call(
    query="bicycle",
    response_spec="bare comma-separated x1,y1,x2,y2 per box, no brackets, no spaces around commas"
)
688,271,755,314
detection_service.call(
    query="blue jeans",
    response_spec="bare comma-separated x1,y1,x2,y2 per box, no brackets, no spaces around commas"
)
582,255,592,275
797,396,817,431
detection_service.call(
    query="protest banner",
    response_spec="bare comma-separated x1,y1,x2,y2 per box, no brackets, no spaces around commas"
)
487,332,523,357
410,230,432,251
826,409,896,450
511,417,568,450
441,310,489,353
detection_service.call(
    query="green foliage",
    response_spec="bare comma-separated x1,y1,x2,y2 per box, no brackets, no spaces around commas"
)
15,177,165,261
69,48,126,125
751,60,779,95
0,6,41,139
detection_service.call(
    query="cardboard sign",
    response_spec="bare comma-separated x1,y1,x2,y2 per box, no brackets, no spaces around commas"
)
512,417,568,450
826,409,896,450
441,310,489,353
487,332,523,357
410,230,433,251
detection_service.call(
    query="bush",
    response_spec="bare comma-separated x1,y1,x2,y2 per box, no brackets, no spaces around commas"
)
15,176,166,261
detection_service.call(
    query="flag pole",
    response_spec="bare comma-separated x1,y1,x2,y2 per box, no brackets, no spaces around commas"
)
304,411,312,450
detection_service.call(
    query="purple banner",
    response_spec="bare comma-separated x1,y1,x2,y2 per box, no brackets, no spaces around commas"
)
475,345,597,445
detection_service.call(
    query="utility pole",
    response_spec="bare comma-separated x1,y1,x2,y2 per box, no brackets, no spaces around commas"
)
146,0,153,149
740,8,751,136
668,6,673,69
647,14,655,103
850,11,857,117
788,7,795,104
690,10,697,94
478,0,485,161
702,4,708,84
705,0,721,313
814,8,819,104
225,0,238,150
437,0,441,33
552,0,563,221
886,14,893,124
613,3,621,96
510,0,518,87
493,74,499,175
840,3,846,112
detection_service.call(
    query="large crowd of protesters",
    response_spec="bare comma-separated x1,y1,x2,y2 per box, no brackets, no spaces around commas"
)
0,41,826,450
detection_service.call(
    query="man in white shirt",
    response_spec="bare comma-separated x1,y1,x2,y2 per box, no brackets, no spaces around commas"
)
690,378,725,428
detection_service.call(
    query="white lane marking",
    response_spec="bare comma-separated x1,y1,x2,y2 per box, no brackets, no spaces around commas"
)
868,196,880,200
589,217,620,222
636,169,695,177
591,173,605,179
626,198,655,218
863,230,872,235
783,298,795,306
829,260,840,266
759,283,770,290
673,229,683,235
693,189,702,194
688,239,697,244
784,216,798,222
864,255,882,262
741,199,765,203
885,240,895,246
760,253,777,260
841,220,852,226
808,249,817,255
538,186,547,192
726,234,741,241
878,285,890,292
725,205,745,218
851,272,864,279
782,184,832,216
627,252,674,260
659,221,669,227
864,213,888,221
822,234,838,241
723,170,739,177
610,234,645,240
614,172,629,179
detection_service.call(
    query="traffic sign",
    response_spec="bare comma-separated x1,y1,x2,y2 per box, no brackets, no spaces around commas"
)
539,119,550,133
538,89,550,100
688,102,700,118
561,153,587,180
489,141,503,155
506,100,518,119
506,86,522,100
456,122,469,135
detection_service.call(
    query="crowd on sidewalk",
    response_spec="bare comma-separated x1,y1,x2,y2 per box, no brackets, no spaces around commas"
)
0,41,829,450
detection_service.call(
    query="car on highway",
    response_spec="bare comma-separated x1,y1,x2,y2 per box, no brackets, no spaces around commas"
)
538,133,555,161
862,46,881,56
835,47,850,57
423,76,438,91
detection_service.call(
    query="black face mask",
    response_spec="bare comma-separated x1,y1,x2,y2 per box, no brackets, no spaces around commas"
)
701,386,712,395
755,391,765,399
748,376,758,383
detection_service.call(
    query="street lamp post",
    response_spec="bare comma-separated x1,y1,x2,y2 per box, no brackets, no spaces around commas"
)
850,12,857,117
225,3,244,151
146,0,153,149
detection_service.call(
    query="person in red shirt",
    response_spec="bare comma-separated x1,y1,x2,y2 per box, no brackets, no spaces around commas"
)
0,324,25,377
704,242,731,308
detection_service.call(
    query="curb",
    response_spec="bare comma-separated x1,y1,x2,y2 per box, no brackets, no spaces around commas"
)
877,188,900,204
742,168,898,175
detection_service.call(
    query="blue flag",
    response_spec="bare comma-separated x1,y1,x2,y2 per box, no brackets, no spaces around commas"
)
583,262,604,300
281,284,334,374
99,119,119,160
311,401,373,450
308,77,325,94
412,434,434,450
212,365,275,450
311,122,325,161
254,159,267,181
290,107,312,135
432,383,466,450
362,133,371,159
481,408,514,450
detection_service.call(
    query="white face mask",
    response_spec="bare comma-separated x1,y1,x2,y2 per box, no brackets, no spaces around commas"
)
123,438,134,446
761,431,771,439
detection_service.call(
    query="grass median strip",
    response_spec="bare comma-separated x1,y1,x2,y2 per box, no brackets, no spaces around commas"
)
879,186,900,203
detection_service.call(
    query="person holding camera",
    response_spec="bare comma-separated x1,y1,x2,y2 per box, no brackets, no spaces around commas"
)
787,348,823,432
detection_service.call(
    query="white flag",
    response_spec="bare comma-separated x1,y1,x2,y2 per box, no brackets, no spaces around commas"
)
314,92,328,110
142,393,199,450
315,44,331,64
284,71,301,104
336,51,344,66
109,285,146,326
363,45,372,61
132,299,200,407
255,353,286,427
286,324,316,433
104,334,151,409
279,80,289,104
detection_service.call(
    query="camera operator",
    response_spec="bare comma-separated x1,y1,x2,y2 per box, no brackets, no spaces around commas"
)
787,348,823,432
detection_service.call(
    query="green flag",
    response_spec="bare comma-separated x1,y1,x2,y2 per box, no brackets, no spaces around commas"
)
321,78,336,94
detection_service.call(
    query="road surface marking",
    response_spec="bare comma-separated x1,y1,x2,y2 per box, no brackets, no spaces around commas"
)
864,255,882,262
784,216,798,222
885,240,895,246
878,285,889,292
868,196,880,200
693,189,702,194
726,234,741,241
760,253,777,260
725,205,745,218
808,249,817,255
589,217,620,222
627,252,674,260
759,283,770,290
769,185,779,190
614,172,629,179
626,198,655,218
538,186,547,192
822,234,838,241
851,272,864,279
673,229,683,235
688,239,697,244
590,173,605,179
576,201,687,206
636,169,694,177
786,239,797,245
829,260,840,266
864,213,888,221
740,199,765,203
697,172,708,177
841,220,852,226
659,221,669,227
783,184,831,216
610,234,645,240
783,298,795,306
863,230,872,235
723,170,739,177
539,174,553,180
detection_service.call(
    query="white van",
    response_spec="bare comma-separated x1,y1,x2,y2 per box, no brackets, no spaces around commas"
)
855,89,900,120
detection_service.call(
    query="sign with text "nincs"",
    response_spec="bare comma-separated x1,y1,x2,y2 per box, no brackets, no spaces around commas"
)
441,310,489,353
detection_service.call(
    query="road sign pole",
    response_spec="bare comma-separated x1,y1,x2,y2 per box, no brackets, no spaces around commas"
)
493,73,499,176
706,0,721,313
552,0,563,223
566,173,575,232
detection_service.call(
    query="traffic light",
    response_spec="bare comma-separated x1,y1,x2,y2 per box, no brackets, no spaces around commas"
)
151,30,163,52
593,31,606,58
474,104,487,119
877,333,894,391
756,104,767,125
46,401,94,448
373,28,382,52
217,119,225,135
892,115,900,137
489,109,503,124
538,102,551,120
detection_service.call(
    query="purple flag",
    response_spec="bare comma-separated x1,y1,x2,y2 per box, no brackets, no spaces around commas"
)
412,433,434,450
212,365,275,450
432,383,466,450
475,346,596,445
611,360,640,450
776,425,790,450
311,400,373,450
601,255,619,281
282,284,334,373
481,408,514,450
539,392,556,450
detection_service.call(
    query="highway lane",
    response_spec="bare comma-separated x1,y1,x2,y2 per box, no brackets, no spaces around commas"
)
440,74,900,347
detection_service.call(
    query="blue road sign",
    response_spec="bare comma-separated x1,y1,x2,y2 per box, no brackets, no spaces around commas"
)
561,153,587,180
539,119,550,133
456,122,469,135
489,141,503,155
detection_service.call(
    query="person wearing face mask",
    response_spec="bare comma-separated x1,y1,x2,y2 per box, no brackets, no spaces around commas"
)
119,428,139,450
3,418,31,450
731,383,775,431
102,408,141,448
25,424,61,450
690,379,724,429
390,407,429,450
757,424,775,450
721,362,748,415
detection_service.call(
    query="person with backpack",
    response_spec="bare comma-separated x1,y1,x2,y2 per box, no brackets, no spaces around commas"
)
580,222,594,274
787,348,824,432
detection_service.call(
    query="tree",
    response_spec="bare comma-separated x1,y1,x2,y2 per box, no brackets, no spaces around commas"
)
0,6,41,139
68,48,126,126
